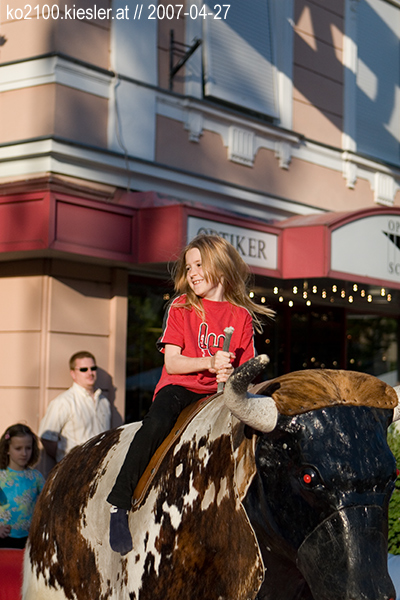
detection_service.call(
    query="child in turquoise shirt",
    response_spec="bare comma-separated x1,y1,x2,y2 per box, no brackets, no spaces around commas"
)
0,423,45,549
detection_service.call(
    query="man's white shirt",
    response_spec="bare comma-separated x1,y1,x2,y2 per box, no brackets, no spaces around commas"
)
39,382,111,462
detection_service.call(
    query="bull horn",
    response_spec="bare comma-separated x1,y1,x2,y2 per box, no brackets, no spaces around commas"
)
393,386,400,422
224,355,278,433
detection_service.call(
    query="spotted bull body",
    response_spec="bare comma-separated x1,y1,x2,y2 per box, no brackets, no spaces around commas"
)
23,357,399,600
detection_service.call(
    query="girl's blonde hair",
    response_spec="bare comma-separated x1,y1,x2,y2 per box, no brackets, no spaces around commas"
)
0,423,40,469
172,234,275,332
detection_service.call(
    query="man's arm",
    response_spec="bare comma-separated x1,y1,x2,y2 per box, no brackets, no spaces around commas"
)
40,438,58,460
38,393,69,461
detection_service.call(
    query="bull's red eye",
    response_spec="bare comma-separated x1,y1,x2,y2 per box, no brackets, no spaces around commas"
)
300,467,321,488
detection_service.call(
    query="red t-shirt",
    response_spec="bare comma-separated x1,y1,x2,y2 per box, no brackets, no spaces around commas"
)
154,296,256,397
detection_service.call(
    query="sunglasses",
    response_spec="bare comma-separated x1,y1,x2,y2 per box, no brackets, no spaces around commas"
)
75,366,97,373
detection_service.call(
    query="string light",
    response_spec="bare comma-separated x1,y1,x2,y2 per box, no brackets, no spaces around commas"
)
249,291,255,298
257,281,395,309
163,294,170,300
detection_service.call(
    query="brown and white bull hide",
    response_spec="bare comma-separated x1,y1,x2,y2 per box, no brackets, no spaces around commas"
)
23,394,262,600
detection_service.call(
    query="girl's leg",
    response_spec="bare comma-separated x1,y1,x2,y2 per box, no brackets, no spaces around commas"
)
108,385,204,555
108,385,203,509
0,536,27,549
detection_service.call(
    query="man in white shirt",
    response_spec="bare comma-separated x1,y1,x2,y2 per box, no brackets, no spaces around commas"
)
39,351,111,463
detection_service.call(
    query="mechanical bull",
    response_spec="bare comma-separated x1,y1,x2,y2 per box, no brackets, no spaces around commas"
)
23,355,400,600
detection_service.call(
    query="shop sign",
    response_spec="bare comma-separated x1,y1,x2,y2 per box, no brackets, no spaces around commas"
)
331,214,400,283
187,216,278,270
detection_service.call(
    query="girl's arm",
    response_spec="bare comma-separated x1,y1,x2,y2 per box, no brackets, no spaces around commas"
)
0,523,11,538
164,344,234,382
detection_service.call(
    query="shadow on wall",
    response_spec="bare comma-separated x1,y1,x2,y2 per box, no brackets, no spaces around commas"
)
96,366,124,428
294,1,399,160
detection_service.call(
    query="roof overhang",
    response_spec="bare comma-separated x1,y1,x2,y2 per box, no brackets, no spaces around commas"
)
0,189,399,294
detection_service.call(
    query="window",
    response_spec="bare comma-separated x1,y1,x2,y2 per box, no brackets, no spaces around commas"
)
355,0,400,164
125,279,172,422
202,0,278,117
346,314,398,385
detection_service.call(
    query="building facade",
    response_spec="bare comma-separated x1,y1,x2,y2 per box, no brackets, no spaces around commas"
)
0,0,399,429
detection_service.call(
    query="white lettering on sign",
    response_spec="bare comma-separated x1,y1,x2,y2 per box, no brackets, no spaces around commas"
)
187,217,278,270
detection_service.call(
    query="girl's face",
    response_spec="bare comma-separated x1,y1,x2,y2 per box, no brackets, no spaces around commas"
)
185,248,225,301
8,435,33,470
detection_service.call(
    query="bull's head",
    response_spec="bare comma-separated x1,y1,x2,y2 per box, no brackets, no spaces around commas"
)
224,356,399,600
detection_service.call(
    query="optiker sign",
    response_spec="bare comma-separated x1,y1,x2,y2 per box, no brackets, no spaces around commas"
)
187,217,278,270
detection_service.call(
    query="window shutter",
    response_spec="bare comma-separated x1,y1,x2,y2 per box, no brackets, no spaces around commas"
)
356,0,400,164
203,0,278,118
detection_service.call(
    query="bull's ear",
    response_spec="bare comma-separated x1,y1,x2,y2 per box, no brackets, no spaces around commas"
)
392,385,400,422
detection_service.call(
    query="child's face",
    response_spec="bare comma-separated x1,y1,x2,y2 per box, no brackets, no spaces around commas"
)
185,248,225,301
8,435,33,470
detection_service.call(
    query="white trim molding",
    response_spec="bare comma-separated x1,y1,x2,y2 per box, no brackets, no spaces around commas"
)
0,56,111,98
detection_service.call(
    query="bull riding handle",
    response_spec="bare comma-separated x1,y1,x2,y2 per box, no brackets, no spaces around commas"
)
217,326,235,393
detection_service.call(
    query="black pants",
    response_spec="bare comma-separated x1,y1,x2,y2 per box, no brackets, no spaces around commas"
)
107,385,205,510
0,536,27,549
